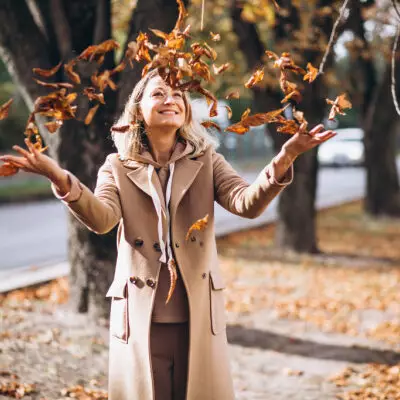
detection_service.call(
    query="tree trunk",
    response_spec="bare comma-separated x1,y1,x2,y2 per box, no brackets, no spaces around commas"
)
0,0,181,319
230,0,330,252
364,64,400,216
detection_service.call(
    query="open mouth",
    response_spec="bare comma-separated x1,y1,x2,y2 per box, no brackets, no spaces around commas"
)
159,110,178,115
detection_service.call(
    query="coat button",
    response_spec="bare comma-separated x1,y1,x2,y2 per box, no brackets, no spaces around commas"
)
190,236,196,242
146,278,156,288
130,276,138,284
175,242,180,248
134,238,144,247
202,272,207,279
153,242,161,252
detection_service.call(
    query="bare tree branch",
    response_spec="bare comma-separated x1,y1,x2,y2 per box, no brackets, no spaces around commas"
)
318,0,351,74
391,24,400,116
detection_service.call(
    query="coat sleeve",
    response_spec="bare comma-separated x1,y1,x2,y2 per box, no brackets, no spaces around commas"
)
51,155,122,234
213,151,293,219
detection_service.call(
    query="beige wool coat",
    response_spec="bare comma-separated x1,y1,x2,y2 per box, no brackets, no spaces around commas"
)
53,143,293,400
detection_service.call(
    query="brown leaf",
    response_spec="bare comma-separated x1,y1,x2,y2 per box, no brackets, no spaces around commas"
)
33,79,74,90
32,62,62,78
0,162,19,177
303,62,318,83
83,87,105,104
174,0,188,31
225,123,250,135
225,90,240,100
201,121,221,132
165,259,178,305
45,120,63,134
225,105,233,119
0,98,13,120
210,32,221,41
326,93,352,120
78,39,120,62
245,68,264,88
212,63,230,75
111,124,131,133
64,60,81,85
281,89,302,103
276,119,300,135
186,214,209,241
84,104,100,125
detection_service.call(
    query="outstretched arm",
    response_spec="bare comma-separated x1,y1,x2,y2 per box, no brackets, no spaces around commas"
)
214,124,335,218
0,139,122,234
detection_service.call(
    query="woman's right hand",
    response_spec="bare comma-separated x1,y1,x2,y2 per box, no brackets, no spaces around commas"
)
0,139,71,194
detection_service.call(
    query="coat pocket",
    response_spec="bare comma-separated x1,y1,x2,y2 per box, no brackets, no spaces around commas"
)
209,270,227,335
106,279,129,344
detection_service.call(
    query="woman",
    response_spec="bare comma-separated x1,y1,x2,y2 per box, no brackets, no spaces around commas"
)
0,68,336,400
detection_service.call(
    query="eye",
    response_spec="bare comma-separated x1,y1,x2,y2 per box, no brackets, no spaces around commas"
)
152,91,164,97
173,92,183,98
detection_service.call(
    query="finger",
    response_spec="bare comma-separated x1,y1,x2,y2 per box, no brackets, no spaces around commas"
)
314,131,336,142
13,145,31,158
0,155,28,165
25,138,39,157
309,124,325,136
299,122,308,134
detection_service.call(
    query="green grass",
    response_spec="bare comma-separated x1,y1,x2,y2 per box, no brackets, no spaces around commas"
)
0,178,53,203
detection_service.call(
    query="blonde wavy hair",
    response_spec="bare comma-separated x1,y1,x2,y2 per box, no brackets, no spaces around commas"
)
112,69,219,159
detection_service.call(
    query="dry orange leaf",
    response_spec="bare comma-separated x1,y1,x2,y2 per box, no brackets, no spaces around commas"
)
0,162,19,177
212,63,230,75
32,62,62,78
78,39,120,62
64,60,81,85
225,90,240,100
0,98,13,120
210,32,221,41
84,104,100,125
326,93,352,120
303,62,318,83
33,79,74,90
201,121,221,132
83,87,105,104
281,89,302,103
186,214,209,241
111,124,131,133
45,120,63,134
245,68,264,88
165,259,178,304
225,105,233,119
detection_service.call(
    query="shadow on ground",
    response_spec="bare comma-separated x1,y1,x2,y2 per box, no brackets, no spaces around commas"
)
227,324,400,365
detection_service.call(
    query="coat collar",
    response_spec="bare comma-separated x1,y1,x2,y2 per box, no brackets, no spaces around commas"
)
122,143,204,215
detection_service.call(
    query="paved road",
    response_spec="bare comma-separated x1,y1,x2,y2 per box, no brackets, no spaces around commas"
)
0,165,375,273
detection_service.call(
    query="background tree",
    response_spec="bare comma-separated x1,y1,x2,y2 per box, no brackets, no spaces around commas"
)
0,0,182,319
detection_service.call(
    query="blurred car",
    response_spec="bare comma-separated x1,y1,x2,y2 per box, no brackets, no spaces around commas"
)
318,127,364,167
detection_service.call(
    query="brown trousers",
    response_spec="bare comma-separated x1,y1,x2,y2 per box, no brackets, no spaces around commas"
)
150,322,189,400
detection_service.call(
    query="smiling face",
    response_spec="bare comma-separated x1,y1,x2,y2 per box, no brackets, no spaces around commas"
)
139,76,186,133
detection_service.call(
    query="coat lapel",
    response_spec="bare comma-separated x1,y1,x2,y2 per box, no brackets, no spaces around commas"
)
170,158,204,219
126,165,166,215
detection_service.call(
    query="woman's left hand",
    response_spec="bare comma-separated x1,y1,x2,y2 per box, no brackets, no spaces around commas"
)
282,123,337,160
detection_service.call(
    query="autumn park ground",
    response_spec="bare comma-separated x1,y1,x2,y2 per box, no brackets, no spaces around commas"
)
1,201,400,400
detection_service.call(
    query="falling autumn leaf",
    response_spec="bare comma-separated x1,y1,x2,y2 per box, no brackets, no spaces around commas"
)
303,62,318,83
64,60,81,85
225,90,240,100
326,93,352,120
33,79,74,90
225,105,233,119
245,68,264,88
165,259,178,304
0,162,19,177
212,63,230,75
210,32,221,41
111,124,131,133
32,62,62,78
0,98,13,120
186,214,209,241
45,120,63,134
84,104,100,125
201,121,221,132
83,87,105,104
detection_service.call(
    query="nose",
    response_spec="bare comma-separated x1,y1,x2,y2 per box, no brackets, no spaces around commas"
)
164,95,176,104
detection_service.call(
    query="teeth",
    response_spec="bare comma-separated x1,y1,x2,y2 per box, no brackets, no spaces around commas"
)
160,111,177,114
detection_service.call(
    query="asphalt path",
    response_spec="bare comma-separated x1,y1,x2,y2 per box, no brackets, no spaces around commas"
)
0,165,376,273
